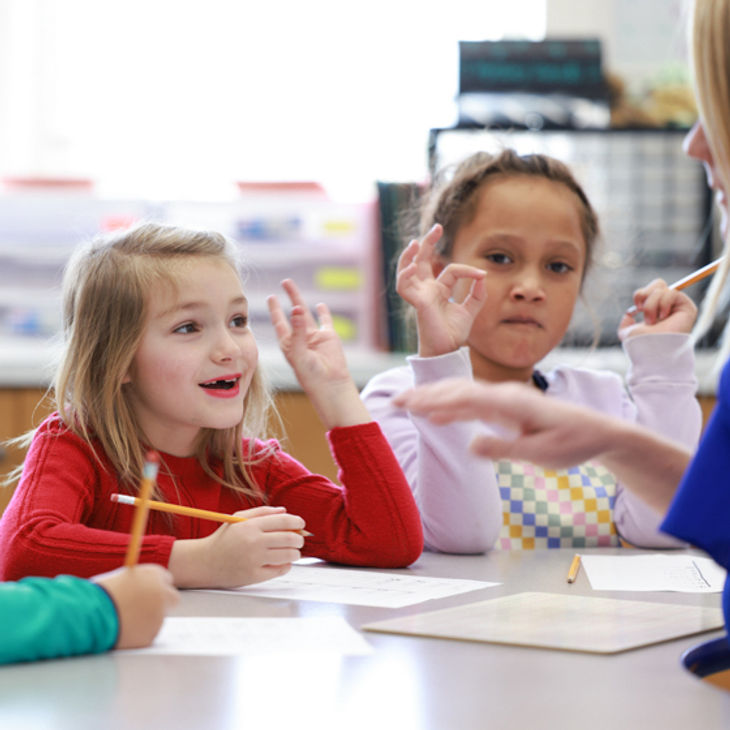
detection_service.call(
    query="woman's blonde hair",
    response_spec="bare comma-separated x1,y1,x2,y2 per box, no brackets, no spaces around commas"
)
53,221,274,500
689,0,730,366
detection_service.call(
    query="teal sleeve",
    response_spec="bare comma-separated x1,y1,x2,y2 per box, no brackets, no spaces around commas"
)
0,575,119,665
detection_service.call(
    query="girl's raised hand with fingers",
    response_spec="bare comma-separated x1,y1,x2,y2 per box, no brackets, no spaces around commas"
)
267,278,371,428
618,278,698,340
396,223,487,358
267,278,349,388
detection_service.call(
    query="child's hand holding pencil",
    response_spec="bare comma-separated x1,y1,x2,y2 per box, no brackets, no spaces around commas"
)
112,494,312,537
182,506,307,588
619,277,699,340
625,257,722,316
115,452,310,589
115,490,309,589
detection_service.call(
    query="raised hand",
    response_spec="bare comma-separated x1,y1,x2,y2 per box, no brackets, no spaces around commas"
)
267,278,351,388
267,278,371,428
396,223,487,357
618,278,698,340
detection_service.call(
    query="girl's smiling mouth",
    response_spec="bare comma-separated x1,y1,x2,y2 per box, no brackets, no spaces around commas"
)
199,375,241,397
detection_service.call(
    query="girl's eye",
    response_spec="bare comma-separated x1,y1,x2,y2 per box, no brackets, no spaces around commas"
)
548,261,573,274
173,322,199,334
230,314,248,329
485,252,512,265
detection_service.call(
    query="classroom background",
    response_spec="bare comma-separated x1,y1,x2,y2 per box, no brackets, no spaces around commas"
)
5,3,730,726
0,0,719,507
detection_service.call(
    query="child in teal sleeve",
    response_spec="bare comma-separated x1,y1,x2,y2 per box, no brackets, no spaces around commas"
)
0,564,178,665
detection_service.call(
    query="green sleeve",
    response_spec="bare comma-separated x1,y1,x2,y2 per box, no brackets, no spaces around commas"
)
0,575,119,664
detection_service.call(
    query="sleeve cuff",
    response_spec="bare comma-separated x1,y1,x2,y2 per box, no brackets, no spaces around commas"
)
623,333,696,384
406,347,473,386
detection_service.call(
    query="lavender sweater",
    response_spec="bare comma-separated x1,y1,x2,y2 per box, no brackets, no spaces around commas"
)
361,333,702,553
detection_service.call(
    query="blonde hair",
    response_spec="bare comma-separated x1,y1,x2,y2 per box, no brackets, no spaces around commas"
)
52,221,274,500
689,0,730,366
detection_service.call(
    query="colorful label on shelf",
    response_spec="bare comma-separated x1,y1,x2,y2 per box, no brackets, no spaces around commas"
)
315,267,362,291
330,314,358,341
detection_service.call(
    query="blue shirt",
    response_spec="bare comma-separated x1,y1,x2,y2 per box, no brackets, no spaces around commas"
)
662,357,730,626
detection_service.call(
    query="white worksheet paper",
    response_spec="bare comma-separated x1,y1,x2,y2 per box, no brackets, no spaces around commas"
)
579,554,726,593
199,565,498,607
121,616,373,656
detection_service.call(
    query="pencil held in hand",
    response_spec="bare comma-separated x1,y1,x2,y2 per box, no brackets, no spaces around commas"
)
626,257,723,315
124,451,160,568
112,493,313,537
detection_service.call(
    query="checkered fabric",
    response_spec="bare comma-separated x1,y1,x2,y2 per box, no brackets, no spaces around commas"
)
493,459,619,550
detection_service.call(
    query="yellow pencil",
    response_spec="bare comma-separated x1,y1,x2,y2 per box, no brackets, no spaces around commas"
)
123,451,160,568
626,256,723,315
112,493,313,537
566,553,581,584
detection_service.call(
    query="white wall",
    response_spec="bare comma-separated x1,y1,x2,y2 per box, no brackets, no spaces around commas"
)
0,0,546,198
547,0,691,96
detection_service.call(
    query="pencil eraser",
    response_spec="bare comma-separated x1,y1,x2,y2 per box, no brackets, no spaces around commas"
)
145,450,160,463
111,493,136,505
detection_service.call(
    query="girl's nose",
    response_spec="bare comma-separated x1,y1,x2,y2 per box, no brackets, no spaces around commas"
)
510,271,545,301
211,327,241,361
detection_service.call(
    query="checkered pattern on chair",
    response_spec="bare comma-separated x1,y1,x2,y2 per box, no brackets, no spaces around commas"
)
493,460,619,550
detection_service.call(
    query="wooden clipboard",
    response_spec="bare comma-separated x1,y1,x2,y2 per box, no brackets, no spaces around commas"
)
362,592,724,655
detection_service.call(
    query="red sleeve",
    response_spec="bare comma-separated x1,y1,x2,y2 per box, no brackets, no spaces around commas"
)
0,416,174,580
260,421,423,567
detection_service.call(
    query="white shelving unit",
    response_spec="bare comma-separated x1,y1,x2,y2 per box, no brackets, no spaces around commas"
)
0,187,381,351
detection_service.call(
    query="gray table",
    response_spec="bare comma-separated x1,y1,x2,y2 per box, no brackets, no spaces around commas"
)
2,548,730,730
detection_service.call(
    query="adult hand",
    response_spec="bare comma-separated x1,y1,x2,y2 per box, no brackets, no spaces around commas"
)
394,378,611,467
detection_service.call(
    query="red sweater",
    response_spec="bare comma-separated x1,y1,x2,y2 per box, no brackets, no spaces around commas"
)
0,414,423,580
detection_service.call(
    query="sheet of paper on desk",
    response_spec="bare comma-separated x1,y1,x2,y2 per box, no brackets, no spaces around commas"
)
362,592,725,654
579,554,726,592
120,616,373,656
199,565,498,608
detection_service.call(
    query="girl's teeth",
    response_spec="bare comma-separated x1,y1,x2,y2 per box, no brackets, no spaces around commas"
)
201,379,236,390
